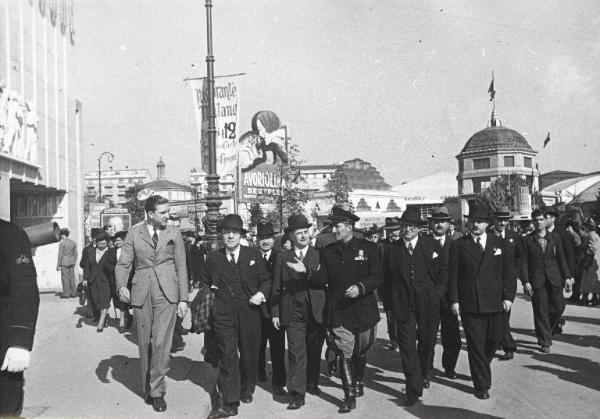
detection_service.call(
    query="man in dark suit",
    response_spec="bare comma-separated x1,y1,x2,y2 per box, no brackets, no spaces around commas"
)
388,207,448,405
428,206,461,380
447,220,464,241
272,214,325,410
520,209,573,353
256,221,286,397
56,228,78,298
116,195,189,413
448,202,516,400
490,206,521,361
203,214,271,418
0,219,40,417
378,216,402,352
307,207,382,413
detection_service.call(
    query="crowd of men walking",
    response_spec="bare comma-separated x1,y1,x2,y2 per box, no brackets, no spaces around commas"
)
2,192,596,417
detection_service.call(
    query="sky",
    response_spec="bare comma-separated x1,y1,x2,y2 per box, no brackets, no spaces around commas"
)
75,0,600,186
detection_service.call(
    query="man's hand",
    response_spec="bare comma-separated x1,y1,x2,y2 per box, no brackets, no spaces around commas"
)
286,258,307,274
344,285,360,299
1,347,31,373
523,282,534,297
565,278,574,292
119,286,131,303
503,300,513,312
272,317,280,330
249,292,265,306
451,303,460,316
177,302,188,318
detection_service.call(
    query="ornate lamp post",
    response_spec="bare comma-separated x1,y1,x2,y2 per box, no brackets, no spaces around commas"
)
97,151,114,203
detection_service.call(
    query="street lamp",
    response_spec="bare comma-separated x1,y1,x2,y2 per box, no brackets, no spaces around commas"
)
97,151,114,203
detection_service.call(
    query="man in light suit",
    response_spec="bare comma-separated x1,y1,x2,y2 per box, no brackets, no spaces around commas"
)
56,228,78,298
116,195,188,413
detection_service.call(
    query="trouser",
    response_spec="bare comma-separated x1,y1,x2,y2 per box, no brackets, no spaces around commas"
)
213,298,261,405
133,276,178,397
500,309,517,352
60,266,77,297
385,310,399,346
259,318,286,387
431,303,461,373
329,325,376,359
531,281,565,346
461,311,503,390
285,302,325,396
0,369,24,417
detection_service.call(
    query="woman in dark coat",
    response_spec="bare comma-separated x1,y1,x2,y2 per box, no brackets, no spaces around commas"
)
84,233,116,332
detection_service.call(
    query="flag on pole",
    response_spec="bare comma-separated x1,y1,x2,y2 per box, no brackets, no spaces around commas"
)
488,78,495,102
543,132,551,148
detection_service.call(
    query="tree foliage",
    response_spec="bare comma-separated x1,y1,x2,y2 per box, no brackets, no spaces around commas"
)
122,182,147,225
325,167,352,205
475,174,529,213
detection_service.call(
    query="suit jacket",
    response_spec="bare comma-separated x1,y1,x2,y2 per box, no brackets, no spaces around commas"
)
378,238,403,311
520,231,571,288
115,222,189,306
449,233,516,314
491,229,523,278
388,236,448,319
261,249,280,318
432,235,452,306
271,246,326,326
57,237,77,268
201,245,271,303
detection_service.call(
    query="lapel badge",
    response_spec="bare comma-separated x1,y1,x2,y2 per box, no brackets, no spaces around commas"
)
16,254,30,264
354,249,367,261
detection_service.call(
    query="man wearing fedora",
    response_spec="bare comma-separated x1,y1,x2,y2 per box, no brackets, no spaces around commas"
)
255,221,287,396
271,213,325,410
490,206,521,361
387,207,447,405
116,195,189,412
448,202,516,400
307,206,382,413
428,206,461,380
378,216,402,352
203,214,270,418
447,220,463,242
56,228,78,298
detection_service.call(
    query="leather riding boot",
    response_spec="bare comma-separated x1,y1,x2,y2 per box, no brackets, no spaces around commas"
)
352,354,367,397
339,357,356,413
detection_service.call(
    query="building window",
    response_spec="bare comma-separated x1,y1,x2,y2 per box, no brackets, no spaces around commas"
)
473,177,491,194
504,156,515,167
524,157,532,168
473,158,491,170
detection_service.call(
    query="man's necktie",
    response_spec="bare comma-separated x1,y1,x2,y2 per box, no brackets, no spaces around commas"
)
476,237,484,252
297,251,304,262
229,253,236,266
407,242,414,256
263,252,268,261
152,228,159,248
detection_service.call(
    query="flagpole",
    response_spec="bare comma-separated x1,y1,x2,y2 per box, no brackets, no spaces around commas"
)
551,129,556,171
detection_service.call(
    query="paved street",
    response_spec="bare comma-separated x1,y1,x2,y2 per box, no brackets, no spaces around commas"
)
23,291,599,418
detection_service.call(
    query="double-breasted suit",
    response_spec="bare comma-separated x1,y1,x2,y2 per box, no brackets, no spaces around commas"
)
271,245,326,396
115,222,188,398
449,233,516,391
57,237,78,297
388,236,448,397
520,231,571,347
202,246,270,406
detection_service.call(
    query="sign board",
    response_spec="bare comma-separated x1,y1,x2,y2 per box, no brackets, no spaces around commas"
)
101,213,131,234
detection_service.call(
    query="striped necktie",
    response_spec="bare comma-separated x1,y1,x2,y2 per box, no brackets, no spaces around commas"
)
152,228,159,248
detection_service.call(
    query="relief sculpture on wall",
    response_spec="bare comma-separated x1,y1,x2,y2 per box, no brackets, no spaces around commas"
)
0,79,39,164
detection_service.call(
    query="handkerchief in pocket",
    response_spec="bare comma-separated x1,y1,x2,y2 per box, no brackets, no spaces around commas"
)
494,248,502,255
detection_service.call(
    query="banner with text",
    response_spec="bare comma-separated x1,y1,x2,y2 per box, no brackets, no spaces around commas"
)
188,75,240,178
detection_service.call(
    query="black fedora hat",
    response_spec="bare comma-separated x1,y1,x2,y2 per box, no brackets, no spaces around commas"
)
543,204,560,218
256,221,276,239
493,205,512,219
399,207,422,226
430,205,452,221
466,202,491,220
329,206,360,225
383,216,402,230
285,213,312,232
218,214,247,234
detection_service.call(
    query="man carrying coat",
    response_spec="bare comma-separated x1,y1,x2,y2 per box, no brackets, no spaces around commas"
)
388,206,448,405
271,214,326,410
116,195,189,413
448,202,516,400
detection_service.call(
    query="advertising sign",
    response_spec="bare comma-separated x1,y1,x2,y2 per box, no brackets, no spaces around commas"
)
238,111,288,202
100,210,131,235
188,75,240,178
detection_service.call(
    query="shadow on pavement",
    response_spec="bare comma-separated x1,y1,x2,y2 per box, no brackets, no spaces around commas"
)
512,327,600,350
523,353,600,392
405,403,503,418
562,314,600,327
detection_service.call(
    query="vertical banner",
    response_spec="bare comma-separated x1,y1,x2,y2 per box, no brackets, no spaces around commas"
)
188,75,240,178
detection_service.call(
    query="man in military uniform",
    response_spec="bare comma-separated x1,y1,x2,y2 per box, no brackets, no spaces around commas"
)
378,216,402,352
0,219,40,416
305,207,382,413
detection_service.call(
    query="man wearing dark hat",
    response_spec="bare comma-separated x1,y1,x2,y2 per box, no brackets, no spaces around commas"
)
378,216,403,351
202,214,270,418
56,228,78,298
447,220,463,241
307,207,382,413
428,206,461,380
255,221,287,396
387,206,447,405
520,209,572,354
271,214,325,410
490,206,521,361
448,202,516,400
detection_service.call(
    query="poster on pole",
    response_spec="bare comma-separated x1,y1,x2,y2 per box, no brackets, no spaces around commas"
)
238,110,289,202
188,74,241,178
